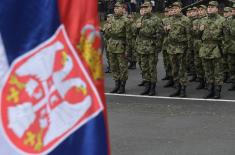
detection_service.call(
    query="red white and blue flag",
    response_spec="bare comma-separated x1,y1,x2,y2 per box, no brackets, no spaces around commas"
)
0,0,110,155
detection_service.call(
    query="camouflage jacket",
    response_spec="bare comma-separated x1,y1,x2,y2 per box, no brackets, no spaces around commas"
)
162,16,172,51
199,14,225,59
167,14,190,54
191,16,205,51
103,22,112,42
135,13,164,54
223,16,235,54
107,15,128,54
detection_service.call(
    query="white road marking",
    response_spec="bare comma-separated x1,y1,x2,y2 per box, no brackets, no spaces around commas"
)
105,93,235,103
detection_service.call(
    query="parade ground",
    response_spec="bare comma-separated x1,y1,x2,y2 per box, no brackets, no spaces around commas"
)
105,54,235,155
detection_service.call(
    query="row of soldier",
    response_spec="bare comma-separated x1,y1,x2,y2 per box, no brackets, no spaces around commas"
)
102,0,235,99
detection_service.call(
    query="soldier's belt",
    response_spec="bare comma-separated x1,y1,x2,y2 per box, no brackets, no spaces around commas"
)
110,36,125,40
203,40,221,44
139,36,156,40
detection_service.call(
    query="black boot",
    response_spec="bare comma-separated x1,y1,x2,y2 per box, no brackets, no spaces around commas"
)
179,86,186,98
164,77,174,88
118,81,126,94
204,83,214,99
189,75,197,82
162,75,170,81
169,83,181,97
214,85,222,99
224,72,229,83
128,62,136,69
228,83,235,91
149,83,156,96
196,78,205,90
110,80,120,93
140,81,151,95
138,80,146,86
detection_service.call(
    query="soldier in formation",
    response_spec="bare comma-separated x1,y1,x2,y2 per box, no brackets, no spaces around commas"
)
223,4,235,91
106,2,129,94
104,0,235,99
199,1,225,99
166,2,190,97
134,1,163,96
162,7,174,88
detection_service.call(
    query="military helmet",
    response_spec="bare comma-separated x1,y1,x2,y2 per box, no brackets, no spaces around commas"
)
107,14,113,17
199,5,207,9
224,7,232,12
114,2,123,7
171,1,183,8
187,7,192,11
141,2,152,8
164,7,169,12
208,1,219,7
192,7,198,10
232,4,235,8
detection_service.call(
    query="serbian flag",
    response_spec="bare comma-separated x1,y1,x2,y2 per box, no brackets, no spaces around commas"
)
0,0,110,155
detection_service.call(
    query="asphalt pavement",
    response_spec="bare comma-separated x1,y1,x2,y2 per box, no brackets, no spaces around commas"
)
104,53,235,155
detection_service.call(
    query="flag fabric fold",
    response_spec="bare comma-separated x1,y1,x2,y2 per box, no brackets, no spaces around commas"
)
0,0,110,155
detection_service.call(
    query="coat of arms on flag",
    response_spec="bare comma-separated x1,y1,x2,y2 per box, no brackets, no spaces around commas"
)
0,26,103,155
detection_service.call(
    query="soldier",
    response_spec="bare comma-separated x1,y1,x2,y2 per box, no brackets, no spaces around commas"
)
135,7,146,87
224,4,235,91
199,1,225,99
167,2,190,97
107,2,129,94
135,1,164,96
103,14,113,73
162,6,174,88
197,5,208,87
126,13,137,70
222,7,233,83
187,7,198,82
191,6,206,89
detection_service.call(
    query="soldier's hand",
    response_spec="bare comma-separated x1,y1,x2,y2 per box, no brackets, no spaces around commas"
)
136,22,142,28
193,25,198,30
199,25,205,31
166,25,171,31
106,23,111,29
164,26,168,32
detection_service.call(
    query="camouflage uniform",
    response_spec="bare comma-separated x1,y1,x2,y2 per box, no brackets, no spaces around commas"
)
222,7,233,83
136,2,164,96
186,8,196,80
223,5,235,90
102,14,113,73
134,14,144,81
191,8,206,89
162,14,173,85
199,1,225,99
126,14,137,69
107,2,128,94
167,2,190,97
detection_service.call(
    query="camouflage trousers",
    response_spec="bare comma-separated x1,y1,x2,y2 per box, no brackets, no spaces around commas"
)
127,40,137,63
139,53,158,83
193,40,204,79
169,53,187,86
186,49,195,74
105,46,110,67
227,54,235,82
194,50,204,79
222,54,229,73
202,58,224,86
137,53,142,75
162,50,172,77
110,53,128,81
